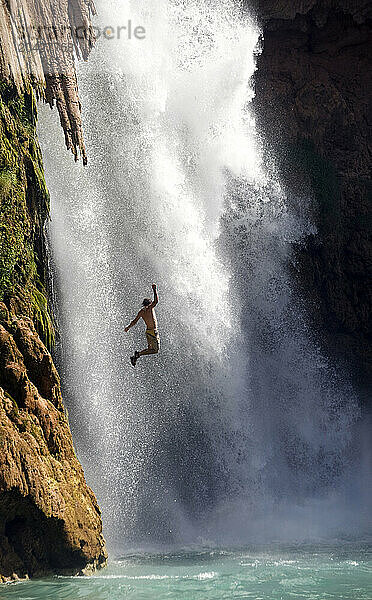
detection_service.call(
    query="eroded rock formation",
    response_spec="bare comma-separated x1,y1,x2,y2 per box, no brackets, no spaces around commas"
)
0,0,96,164
0,80,107,579
0,0,107,580
0,315,107,580
251,0,372,395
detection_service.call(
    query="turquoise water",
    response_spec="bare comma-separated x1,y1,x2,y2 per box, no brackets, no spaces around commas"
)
1,544,371,599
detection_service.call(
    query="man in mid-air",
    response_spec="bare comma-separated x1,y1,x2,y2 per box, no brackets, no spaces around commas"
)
124,284,160,367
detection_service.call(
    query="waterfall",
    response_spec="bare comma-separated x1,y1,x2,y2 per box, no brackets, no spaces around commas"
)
38,0,359,552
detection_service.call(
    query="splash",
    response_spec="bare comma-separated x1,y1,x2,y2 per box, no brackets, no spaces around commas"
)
38,0,359,552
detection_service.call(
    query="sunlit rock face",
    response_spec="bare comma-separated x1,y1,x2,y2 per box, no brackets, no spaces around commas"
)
0,0,96,163
0,66,106,579
0,316,107,581
251,0,371,396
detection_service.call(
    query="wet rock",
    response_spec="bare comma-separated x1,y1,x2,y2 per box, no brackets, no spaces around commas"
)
251,1,372,394
0,3,107,581
0,320,107,579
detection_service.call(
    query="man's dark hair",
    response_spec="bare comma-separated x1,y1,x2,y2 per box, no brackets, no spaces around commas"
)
142,298,151,307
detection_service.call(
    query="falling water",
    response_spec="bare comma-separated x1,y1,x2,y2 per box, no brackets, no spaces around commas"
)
38,0,361,553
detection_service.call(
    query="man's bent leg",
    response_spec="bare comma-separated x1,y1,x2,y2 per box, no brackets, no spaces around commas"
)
138,347,157,357
131,345,157,365
140,331,160,357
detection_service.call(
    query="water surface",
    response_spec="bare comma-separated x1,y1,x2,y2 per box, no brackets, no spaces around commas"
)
1,543,371,599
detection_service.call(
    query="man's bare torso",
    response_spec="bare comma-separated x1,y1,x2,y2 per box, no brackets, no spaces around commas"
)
140,306,158,330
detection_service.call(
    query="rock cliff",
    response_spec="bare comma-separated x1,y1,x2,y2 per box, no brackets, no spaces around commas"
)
0,0,96,164
251,1,372,396
0,316,107,580
0,80,106,580
0,0,107,581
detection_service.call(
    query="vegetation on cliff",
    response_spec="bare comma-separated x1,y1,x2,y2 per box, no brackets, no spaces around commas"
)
0,81,54,349
0,80,107,580
0,0,108,581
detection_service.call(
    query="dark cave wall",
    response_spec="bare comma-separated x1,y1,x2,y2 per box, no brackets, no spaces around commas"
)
251,1,372,394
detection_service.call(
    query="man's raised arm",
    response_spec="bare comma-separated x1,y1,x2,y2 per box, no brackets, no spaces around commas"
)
125,311,142,332
151,284,158,307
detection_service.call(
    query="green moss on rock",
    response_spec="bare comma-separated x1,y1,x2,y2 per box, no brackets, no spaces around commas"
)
0,82,54,350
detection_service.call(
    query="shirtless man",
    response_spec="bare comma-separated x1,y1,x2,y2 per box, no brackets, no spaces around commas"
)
124,284,160,366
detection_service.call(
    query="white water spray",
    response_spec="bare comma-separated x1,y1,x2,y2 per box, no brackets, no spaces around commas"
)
38,0,359,552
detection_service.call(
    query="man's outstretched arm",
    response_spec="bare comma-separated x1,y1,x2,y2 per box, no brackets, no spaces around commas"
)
125,311,142,332
151,283,158,307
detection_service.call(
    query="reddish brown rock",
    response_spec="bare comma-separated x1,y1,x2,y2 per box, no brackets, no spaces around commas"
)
0,3,107,581
0,76,107,579
0,318,107,580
